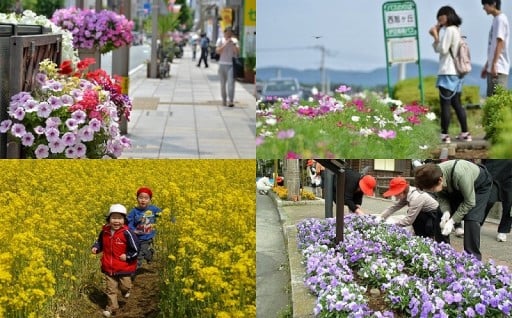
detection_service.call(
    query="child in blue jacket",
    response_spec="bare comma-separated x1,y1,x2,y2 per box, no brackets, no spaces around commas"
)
127,187,161,268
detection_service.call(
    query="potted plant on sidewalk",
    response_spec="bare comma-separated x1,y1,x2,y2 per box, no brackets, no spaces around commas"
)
244,54,256,83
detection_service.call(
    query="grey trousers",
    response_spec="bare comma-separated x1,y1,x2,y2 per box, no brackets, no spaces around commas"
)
138,239,154,267
218,64,235,104
486,73,509,97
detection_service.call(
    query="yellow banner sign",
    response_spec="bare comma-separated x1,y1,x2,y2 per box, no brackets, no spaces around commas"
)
244,0,256,27
220,8,233,30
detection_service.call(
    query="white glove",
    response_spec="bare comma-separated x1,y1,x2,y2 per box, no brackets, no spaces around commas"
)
385,218,397,225
441,218,454,236
440,211,451,228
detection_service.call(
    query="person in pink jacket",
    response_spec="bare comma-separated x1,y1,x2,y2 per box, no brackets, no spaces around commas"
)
92,204,139,317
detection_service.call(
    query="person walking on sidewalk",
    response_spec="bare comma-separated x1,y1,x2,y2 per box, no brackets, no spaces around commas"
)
429,5,471,144
414,160,493,261
216,26,240,107
377,177,448,243
482,159,512,242
481,0,510,96
197,32,210,68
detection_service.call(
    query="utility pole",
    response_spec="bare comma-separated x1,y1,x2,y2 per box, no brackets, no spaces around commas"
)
317,45,327,94
112,0,131,134
150,0,159,78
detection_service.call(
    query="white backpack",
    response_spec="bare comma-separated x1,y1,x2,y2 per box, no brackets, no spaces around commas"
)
450,35,472,78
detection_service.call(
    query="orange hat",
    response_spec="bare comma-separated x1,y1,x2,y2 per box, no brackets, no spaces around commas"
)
358,175,376,196
383,177,408,197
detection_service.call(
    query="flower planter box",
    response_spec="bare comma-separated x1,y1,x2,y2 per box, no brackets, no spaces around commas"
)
0,25,61,158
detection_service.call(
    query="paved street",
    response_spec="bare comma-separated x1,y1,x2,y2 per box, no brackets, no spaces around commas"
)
259,192,511,318
119,46,255,158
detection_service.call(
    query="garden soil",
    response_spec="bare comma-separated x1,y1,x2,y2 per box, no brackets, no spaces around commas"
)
82,262,161,317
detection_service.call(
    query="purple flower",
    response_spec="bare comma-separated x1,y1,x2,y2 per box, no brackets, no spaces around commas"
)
11,107,26,121
60,94,74,106
73,143,87,158
335,85,351,94
21,133,35,146
34,126,45,135
48,96,63,109
24,99,39,113
34,144,50,159
45,127,60,142
37,102,52,118
49,139,66,154
46,117,62,128
475,303,486,315
0,120,12,133
64,147,76,159
71,110,87,124
11,123,26,138
78,126,94,142
88,118,102,132
65,118,79,131
61,132,77,146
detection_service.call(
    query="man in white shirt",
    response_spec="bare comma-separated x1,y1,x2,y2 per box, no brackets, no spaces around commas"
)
481,0,510,96
216,26,239,107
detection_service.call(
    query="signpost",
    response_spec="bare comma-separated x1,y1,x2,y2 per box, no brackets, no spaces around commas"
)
382,0,424,104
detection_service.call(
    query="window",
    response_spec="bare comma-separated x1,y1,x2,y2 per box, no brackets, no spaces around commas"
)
374,159,395,171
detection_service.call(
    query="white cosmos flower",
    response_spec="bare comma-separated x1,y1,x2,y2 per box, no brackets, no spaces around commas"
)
351,116,360,122
265,117,277,126
401,126,413,131
426,112,437,120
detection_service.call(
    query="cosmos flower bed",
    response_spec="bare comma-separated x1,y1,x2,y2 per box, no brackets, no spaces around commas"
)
256,87,438,158
297,216,512,317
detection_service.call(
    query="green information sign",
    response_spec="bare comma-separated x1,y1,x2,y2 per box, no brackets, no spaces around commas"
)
382,0,424,104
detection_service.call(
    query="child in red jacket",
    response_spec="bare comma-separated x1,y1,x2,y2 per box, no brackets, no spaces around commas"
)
92,204,139,317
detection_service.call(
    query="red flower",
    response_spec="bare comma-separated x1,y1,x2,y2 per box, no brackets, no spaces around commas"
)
59,60,73,75
77,58,97,72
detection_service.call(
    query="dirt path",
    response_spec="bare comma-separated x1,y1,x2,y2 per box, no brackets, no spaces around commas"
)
84,262,161,317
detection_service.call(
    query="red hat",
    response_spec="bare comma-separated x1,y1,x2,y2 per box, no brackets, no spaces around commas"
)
383,177,408,197
137,187,153,198
358,175,376,196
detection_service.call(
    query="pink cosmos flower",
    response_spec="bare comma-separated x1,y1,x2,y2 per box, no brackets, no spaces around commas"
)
377,129,396,139
277,129,295,139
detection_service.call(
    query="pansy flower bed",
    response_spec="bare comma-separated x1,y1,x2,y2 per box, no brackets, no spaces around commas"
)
256,87,439,158
297,215,512,317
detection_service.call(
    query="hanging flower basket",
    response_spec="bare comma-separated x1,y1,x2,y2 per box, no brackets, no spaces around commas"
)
51,8,134,54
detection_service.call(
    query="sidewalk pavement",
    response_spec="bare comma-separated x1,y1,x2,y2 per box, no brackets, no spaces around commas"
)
120,48,255,158
267,192,509,318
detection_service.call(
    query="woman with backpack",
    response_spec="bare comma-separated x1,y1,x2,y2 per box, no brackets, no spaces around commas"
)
429,6,472,144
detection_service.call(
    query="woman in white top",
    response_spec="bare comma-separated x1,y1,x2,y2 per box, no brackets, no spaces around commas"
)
429,6,471,144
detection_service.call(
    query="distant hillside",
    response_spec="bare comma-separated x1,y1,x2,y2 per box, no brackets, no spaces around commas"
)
257,59,498,96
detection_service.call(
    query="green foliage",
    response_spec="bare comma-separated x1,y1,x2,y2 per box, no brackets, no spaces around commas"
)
158,12,180,43
0,0,15,12
174,0,193,31
490,104,512,157
482,86,512,143
245,55,256,71
33,0,63,18
393,76,480,114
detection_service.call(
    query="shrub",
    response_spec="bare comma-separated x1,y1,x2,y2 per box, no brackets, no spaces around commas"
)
490,106,512,157
482,86,512,144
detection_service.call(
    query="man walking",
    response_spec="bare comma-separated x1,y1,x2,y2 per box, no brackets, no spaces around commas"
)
481,0,510,96
216,26,239,107
197,32,209,68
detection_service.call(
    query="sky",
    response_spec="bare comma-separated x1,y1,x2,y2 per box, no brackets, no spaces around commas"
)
257,0,512,72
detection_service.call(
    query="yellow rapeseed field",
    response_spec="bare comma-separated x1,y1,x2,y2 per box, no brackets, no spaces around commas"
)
0,160,255,317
